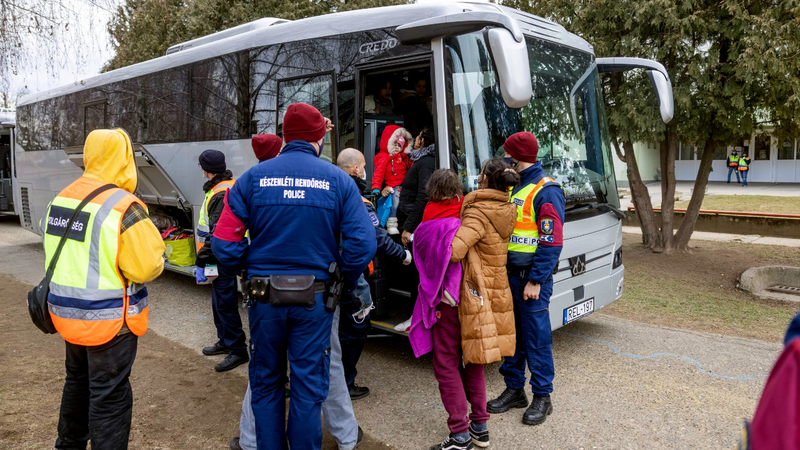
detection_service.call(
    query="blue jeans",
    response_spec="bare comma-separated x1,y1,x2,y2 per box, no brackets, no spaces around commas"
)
727,166,740,183
741,170,748,186
499,271,555,396
390,187,401,217
240,306,358,450
248,294,334,450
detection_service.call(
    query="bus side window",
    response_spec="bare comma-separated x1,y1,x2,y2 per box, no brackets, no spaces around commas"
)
276,73,337,163
83,100,107,144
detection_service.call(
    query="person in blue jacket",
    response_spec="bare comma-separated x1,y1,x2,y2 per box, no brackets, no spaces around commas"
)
212,103,376,450
486,131,565,427
336,148,411,400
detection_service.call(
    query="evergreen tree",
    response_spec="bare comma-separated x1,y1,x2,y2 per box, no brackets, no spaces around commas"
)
519,0,800,252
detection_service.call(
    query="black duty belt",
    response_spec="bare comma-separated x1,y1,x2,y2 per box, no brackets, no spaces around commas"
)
249,275,328,308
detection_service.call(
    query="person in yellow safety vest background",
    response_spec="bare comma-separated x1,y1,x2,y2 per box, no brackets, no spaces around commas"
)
739,151,751,187
196,149,249,372
43,128,165,450
727,150,740,184
487,131,566,427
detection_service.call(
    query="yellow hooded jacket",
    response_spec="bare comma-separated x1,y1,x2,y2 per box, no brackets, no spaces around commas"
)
82,129,165,283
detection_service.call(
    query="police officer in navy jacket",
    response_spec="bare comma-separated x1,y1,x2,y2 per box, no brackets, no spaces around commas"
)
212,103,376,450
486,132,565,427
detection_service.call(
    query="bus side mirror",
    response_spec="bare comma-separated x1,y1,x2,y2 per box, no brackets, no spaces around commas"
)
645,70,673,124
597,57,674,123
486,28,532,109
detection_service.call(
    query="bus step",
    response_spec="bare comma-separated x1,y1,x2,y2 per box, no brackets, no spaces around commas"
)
164,262,196,277
389,288,412,298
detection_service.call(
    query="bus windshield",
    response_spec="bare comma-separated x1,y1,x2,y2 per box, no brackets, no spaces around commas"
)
445,32,619,210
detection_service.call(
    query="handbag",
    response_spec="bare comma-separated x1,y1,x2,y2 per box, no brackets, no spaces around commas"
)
27,184,115,334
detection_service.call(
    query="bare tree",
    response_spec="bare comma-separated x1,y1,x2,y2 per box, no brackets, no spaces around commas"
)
0,0,117,92
0,86,30,108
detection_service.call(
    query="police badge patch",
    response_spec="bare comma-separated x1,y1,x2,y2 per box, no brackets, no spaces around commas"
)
369,211,380,226
540,217,554,234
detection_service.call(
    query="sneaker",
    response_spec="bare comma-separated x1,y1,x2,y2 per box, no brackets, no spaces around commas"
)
486,387,528,414
202,341,230,356
229,437,243,450
393,317,412,332
469,423,489,448
387,217,400,235
522,395,553,426
215,353,249,372
348,383,370,400
430,434,473,450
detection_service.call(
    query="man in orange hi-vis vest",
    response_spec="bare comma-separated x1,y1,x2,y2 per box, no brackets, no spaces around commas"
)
42,129,165,450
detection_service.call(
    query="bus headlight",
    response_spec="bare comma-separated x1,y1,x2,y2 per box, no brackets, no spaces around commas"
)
616,277,624,298
612,248,623,269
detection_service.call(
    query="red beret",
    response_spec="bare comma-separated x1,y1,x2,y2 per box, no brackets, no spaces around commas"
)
283,103,326,143
252,134,282,162
503,132,539,163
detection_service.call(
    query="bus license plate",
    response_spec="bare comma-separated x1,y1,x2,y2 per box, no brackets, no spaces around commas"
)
563,298,594,325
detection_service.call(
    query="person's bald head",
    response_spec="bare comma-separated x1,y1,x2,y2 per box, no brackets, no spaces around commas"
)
337,148,366,179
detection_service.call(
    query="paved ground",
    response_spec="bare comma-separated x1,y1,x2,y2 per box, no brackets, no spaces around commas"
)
0,216,784,449
619,181,800,209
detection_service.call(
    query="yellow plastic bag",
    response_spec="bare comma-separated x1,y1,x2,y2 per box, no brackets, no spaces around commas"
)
164,237,196,267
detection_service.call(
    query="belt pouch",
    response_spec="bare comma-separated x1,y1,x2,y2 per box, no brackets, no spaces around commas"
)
269,275,316,308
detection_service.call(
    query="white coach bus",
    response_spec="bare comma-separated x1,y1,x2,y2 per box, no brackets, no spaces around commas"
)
11,3,673,333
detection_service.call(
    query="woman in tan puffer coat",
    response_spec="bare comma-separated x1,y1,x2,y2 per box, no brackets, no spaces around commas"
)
451,159,519,366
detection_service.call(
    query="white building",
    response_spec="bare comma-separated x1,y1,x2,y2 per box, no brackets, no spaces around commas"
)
614,130,800,185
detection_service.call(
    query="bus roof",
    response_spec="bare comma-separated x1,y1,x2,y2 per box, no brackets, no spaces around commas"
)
18,2,592,107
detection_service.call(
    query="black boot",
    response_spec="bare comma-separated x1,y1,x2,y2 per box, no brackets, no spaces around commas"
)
356,426,364,448
348,383,370,400
202,341,230,356
215,353,249,372
486,387,528,414
522,395,553,425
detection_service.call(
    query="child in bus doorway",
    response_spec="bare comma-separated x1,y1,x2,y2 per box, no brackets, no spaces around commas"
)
441,160,519,450
372,125,413,234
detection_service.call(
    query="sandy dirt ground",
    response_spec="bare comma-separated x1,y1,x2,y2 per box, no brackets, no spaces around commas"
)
0,273,389,450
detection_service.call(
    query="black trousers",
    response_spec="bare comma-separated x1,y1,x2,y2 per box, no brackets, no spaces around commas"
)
338,297,370,387
55,332,138,450
212,263,247,355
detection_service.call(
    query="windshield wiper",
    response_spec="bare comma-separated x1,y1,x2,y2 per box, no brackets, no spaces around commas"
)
565,202,626,220
564,203,593,213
